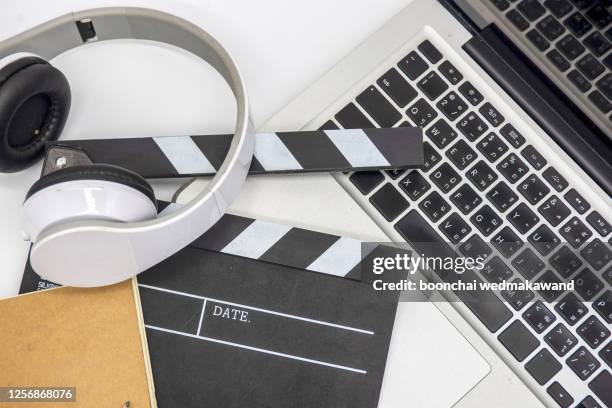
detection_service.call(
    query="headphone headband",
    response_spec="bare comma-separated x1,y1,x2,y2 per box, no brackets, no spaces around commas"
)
7,8,254,286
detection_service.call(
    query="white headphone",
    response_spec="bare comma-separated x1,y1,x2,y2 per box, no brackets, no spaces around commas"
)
0,8,254,287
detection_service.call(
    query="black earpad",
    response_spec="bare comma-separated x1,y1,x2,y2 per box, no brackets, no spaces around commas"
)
26,164,157,209
0,56,71,172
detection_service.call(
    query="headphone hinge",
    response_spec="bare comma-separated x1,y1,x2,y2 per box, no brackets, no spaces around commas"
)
41,145,93,177
76,19,97,43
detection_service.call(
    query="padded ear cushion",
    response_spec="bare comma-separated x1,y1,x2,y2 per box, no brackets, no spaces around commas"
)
0,56,71,172
26,164,157,209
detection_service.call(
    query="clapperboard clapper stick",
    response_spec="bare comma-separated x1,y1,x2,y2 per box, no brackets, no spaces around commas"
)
46,127,423,178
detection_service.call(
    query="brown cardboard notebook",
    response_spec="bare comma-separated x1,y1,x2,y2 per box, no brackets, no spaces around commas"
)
0,279,155,408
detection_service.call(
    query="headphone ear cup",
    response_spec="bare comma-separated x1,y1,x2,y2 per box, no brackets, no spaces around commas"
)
22,164,158,242
0,54,71,172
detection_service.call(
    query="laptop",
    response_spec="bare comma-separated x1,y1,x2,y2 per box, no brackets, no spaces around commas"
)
179,0,611,406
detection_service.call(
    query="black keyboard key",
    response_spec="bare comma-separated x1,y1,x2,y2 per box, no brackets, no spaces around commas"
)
550,246,583,278
542,167,569,192
356,86,401,127
502,278,535,310
577,315,610,348
513,247,546,279
497,153,529,184
422,142,442,173
490,0,511,11
568,346,601,380
446,139,477,170
418,71,449,100
436,91,468,121
450,184,483,215
529,224,561,255
407,98,438,127
557,34,586,60
600,341,612,368
586,4,612,29
479,102,505,127
537,15,567,41
460,234,493,260
605,265,612,286
350,171,384,194
594,291,611,324
525,302,557,334
400,170,431,200
498,320,540,361
576,395,602,408
547,382,574,408
487,181,519,212
439,212,472,243
467,160,498,191
500,123,526,148
575,267,604,300
426,118,457,148
589,90,612,113
377,68,418,107
571,0,595,10
457,112,489,141
556,293,588,325
518,0,546,21
544,0,573,18
587,211,611,237
385,169,406,180
584,32,611,57
537,270,564,302
545,323,578,356
336,103,374,129
482,255,513,283
565,12,593,37
418,40,442,64
508,203,540,234
560,216,593,248
493,226,523,257
438,61,463,85
568,69,592,92
458,81,484,106
547,49,571,71
605,53,612,70
527,28,551,51
477,132,509,163
581,239,612,270
596,74,612,100
518,174,551,205
369,183,409,221
564,188,590,214
470,204,503,236
526,348,562,385
398,51,428,80
507,9,530,31
589,371,612,408
577,54,606,80
419,191,451,222
521,145,548,170
430,162,462,193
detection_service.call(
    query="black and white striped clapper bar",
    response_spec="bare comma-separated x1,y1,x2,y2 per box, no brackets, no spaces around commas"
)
51,127,423,178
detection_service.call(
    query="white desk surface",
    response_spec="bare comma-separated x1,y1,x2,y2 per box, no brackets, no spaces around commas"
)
0,0,411,298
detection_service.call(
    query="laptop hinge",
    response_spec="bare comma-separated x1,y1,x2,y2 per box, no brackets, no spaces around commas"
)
464,24,612,196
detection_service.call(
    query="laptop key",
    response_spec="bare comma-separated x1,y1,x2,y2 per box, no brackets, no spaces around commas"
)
568,69,592,92
436,91,468,121
589,371,612,408
356,86,401,127
369,182,409,223
422,142,442,172
577,54,605,80
564,188,590,214
349,171,384,194
545,323,578,357
479,102,505,127
499,123,526,148
417,71,449,100
560,216,592,248
568,347,601,381
507,9,530,31
593,291,611,324
439,212,472,244
487,181,518,212
497,153,529,183
544,0,573,18
399,170,431,200
460,234,493,260
524,301,557,333
581,239,611,270
498,320,540,361
458,112,489,142
587,211,611,237
542,167,568,192
336,102,374,128
470,204,503,236
538,195,571,226
584,32,611,57
527,29,550,51
564,12,593,37
438,61,463,85
490,0,510,11
575,395,602,408
377,68,418,107
522,145,548,170
518,174,550,205
573,268,605,301
430,162,462,193
605,265,612,286
508,203,540,234
556,34,586,60
450,184,483,215
550,246,583,278
537,15,567,40
556,293,588,325
407,98,438,127
577,316,610,348
446,139,477,170
458,81,484,106
528,224,560,256
418,40,442,64
588,90,612,113
517,0,546,21
477,132,508,163
467,160,498,191
482,256,512,283
596,74,612,100
547,49,571,71
537,270,564,302
398,51,428,80
605,53,612,70
502,278,535,310
419,191,451,222
526,349,562,385
571,0,595,10
601,342,612,368
493,226,523,257
585,5,612,29
385,169,406,180
547,382,574,408
426,118,457,148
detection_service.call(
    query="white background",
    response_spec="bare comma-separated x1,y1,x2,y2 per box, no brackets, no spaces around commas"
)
0,0,411,297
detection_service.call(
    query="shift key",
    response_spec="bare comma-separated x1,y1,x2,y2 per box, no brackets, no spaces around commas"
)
356,86,402,127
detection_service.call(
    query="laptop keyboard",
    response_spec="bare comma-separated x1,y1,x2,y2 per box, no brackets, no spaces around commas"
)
488,0,612,125
324,38,611,407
